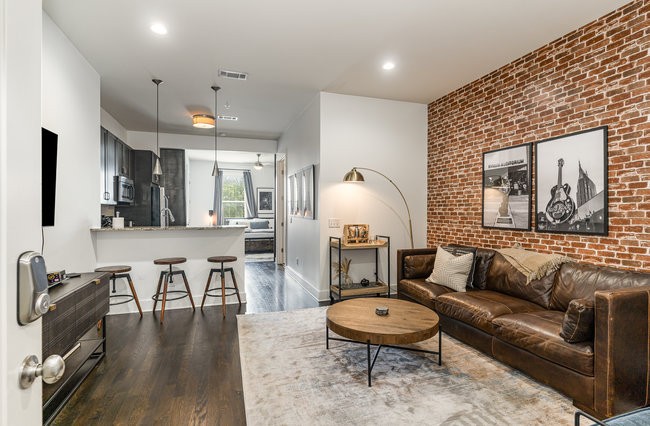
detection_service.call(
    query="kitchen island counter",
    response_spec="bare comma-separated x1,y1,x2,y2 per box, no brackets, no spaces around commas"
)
91,225,245,315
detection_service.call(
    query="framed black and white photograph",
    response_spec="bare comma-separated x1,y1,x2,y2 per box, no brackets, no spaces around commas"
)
535,126,608,235
256,187,274,215
301,165,314,219
482,143,532,230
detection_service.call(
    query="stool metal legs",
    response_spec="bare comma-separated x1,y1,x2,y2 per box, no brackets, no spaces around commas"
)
152,265,195,324
109,273,143,317
201,262,241,317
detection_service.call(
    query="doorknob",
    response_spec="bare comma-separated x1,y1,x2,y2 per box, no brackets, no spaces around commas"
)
19,354,65,389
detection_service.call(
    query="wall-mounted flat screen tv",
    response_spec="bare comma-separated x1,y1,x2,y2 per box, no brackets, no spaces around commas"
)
42,128,58,227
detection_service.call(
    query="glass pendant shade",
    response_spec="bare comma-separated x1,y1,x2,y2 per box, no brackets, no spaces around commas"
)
153,157,163,175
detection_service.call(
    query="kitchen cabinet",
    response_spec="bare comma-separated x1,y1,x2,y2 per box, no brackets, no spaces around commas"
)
100,127,133,204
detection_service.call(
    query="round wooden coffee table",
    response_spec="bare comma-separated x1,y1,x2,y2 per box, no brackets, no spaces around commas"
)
326,298,441,386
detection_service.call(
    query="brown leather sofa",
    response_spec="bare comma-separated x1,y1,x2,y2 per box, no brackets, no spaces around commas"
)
397,247,650,419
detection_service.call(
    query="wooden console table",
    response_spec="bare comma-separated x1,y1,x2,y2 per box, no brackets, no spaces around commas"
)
42,272,109,425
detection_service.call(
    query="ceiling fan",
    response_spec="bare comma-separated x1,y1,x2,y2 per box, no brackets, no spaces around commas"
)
254,153,265,170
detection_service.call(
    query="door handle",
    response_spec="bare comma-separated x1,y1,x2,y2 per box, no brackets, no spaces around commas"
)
19,354,65,388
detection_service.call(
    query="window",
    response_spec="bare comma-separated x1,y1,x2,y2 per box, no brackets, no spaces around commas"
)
222,171,246,218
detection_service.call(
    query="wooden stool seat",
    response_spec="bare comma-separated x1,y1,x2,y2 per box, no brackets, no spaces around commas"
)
94,265,142,317
152,257,195,323
207,255,237,263
154,257,187,265
202,256,241,317
95,265,132,274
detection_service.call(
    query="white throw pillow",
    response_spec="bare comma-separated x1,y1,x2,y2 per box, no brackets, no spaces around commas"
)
425,246,474,292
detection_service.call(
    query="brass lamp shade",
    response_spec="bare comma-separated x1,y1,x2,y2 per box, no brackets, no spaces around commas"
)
343,168,365,182
192,114,215,129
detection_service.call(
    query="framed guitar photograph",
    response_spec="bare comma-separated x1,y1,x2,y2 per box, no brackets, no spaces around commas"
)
482,143,532,230
535,126,608,235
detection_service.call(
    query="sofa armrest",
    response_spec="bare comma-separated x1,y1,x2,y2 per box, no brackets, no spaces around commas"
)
396,248,437,285
594,285,650,418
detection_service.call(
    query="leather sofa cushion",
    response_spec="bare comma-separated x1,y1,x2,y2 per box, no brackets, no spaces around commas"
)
485,252,555,309
559,298,595,343
472,248,496,290
398,278,454,310
550,262,650,311
434,290,543,335
493,311,594,376
403,254,436,279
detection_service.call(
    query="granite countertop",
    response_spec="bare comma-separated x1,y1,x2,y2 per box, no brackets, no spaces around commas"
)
90,225,247,232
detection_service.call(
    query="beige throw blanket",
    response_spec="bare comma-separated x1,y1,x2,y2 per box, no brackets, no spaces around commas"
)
496,248,572,283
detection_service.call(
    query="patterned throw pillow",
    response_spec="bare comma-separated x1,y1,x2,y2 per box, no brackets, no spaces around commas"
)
425,246,474,292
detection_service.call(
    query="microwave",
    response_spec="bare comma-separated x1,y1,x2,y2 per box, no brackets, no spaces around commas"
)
114,176,134,204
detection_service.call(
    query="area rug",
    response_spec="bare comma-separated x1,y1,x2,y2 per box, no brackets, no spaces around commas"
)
238,307,574,425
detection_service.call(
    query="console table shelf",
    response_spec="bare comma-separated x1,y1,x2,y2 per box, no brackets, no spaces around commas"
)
329,235,390,303
42,272,109,425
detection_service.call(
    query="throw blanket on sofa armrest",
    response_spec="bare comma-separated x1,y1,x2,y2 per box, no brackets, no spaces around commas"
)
496,248,572,283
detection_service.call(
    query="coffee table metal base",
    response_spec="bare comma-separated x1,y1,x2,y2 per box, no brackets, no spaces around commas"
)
326,327,442,387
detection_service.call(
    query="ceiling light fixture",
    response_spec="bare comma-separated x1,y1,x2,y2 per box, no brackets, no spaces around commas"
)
254,154,263,170
211,86,221,176
192,114,215,129
152,79,163,176
382,61,395,70
150,23,168,35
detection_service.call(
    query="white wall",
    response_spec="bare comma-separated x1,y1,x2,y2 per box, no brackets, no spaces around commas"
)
41,14,101,272
319,93,427,298
0,0,43,423
278,92,427,301
100,108,127,142
186,160,275,226
277,95,321,295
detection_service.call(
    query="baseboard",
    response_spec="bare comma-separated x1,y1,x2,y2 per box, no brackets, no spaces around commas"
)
285,266,327,301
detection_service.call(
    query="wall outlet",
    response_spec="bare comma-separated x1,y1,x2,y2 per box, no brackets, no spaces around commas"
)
328,218,340,228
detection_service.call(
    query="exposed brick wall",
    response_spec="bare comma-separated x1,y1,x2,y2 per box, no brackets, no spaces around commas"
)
427,0,650,270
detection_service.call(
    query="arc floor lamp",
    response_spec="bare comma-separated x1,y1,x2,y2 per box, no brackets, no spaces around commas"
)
343,167,414,249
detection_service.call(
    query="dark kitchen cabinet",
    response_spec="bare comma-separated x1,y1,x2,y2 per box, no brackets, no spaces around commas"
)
100,127,133,204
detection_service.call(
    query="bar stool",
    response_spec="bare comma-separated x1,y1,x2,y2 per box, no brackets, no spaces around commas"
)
152,257,195,323
201,256,241,317
95,265,143,317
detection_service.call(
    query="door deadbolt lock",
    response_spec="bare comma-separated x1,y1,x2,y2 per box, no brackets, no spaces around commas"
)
19,354,65,389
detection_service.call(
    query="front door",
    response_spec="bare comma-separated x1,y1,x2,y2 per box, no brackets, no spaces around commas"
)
1,0,44,423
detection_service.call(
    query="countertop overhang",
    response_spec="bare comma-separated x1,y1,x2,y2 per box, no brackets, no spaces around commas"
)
90,225,246,232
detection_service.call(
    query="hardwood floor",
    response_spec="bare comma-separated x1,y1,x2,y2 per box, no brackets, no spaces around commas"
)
53,261,319,425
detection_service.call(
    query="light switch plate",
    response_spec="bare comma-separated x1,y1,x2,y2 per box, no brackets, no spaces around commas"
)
328,218,340,228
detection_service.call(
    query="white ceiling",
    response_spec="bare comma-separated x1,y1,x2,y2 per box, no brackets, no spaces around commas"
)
43,0,628,141
186,150,274,164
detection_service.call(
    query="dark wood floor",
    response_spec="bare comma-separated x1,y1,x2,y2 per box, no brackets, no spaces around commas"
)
52,261,319,425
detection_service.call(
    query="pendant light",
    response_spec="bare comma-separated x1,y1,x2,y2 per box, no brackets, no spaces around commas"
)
254,153,264,170
152,78,163,176
211,85,221,176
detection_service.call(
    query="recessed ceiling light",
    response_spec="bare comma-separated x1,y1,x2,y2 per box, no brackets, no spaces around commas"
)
150,23,168,35
382,61,395,70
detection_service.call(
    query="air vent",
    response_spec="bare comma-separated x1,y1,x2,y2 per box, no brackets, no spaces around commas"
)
218,115,238,121
218,69,248,80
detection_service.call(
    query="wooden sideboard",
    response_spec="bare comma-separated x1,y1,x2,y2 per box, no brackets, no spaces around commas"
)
42,272,109,425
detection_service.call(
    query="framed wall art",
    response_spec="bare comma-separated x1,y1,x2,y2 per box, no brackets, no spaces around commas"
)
535,126,608,235
256,187,274,216
287,164,315,219
482,143,532,230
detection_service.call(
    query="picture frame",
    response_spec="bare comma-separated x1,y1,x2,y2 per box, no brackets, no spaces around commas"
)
256,187,274,216
343,224,369,244
535,126,608,235
287,164,315,219
482,143,532,230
